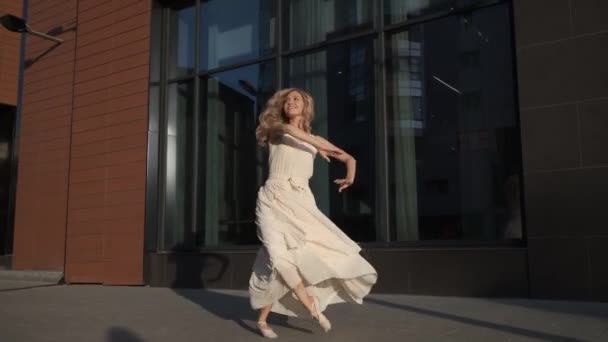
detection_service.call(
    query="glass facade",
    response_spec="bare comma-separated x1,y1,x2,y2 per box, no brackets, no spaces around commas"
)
149,0,522,251
283,0,374,51
163,81,195,249
200,0,276,70
285,37,377,242
199,63,276,246
386,3,521,241
384,0,480,24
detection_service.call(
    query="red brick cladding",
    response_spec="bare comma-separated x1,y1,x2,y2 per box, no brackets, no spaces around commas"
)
12,0,150,285
0,0,23,105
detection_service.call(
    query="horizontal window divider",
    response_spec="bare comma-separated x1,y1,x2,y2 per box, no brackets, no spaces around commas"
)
281,30,378,58
166,75,196,84
218,219,255,225
150,239,525,254
197,55,278,77
152,246,262,253
359,239,526,249
383,0,507,35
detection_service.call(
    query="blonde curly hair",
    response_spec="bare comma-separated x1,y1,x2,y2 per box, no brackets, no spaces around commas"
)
255,88,315,145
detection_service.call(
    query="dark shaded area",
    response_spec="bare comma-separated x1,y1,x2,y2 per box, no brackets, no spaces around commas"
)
106,327,145,342
173,288,312,337
367,297,586,342
0,105,16,256
169,247,311,337
0,283,58,292
490,298,608,320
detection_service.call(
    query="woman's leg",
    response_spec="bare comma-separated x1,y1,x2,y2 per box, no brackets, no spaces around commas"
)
258,304,273,323
292,282,315,313
274,260,330,328
291,282,331,332
257,305,278,339
269,254,331,332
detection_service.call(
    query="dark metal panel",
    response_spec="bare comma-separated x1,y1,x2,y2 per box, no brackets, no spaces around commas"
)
366,248,528,296
146,247,528,298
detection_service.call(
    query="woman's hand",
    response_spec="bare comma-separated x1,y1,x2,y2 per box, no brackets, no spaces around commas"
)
314,137,357,193
334,178,354,193
285,131,356,192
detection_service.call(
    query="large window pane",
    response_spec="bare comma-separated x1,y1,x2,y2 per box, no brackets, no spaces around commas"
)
199,63,276,246
284,0,373,51
386,3,522,242
385,0,480,25
285,37,377,242
168,1,196,79
163,81,195,250
200,0,275,71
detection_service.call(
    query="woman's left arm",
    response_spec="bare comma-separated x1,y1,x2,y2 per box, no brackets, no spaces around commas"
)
313,135,356,193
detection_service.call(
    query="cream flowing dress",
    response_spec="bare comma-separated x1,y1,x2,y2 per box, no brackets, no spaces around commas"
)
249,133,378,317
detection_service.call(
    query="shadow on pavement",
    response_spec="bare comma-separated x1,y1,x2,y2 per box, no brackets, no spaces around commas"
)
367,297,585,342
174,288,312,337
106,327,145,342
489,298,608,320
0,283,59,292
169,249,312,337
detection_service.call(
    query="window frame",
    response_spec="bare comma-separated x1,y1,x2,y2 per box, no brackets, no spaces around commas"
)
146,0,525,252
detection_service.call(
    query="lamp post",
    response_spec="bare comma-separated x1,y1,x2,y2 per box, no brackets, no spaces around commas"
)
0,14,64,43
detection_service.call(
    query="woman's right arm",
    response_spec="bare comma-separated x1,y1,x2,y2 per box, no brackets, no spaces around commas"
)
276,124,339,153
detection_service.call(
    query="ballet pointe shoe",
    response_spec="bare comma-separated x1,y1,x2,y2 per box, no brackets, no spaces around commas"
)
310,299,331,332
257,321,278,339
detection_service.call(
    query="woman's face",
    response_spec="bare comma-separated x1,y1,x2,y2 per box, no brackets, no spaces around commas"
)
283,91,304,118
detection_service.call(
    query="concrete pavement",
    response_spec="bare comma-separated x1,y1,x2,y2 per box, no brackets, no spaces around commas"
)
1,279,607,342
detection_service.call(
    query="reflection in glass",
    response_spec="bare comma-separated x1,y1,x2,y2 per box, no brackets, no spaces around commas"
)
168,1,196,78
285,37,376,242
384,0,479,25
386,3,522,241
284,0,373,51
200,0,275,71
164,82,195,250
200,63,276,246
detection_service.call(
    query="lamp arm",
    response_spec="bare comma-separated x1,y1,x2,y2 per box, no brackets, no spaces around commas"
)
25,24,63,43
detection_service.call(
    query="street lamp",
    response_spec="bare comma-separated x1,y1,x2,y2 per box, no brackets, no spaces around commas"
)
0,14,63,43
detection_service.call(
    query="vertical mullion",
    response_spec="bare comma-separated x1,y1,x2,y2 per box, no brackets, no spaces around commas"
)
144,1,162,256
191,0,201,248
276,0,283,89
375,0,390,243
157,7,170,251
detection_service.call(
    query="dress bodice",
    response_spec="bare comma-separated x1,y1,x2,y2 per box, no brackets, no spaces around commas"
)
268,134,317,181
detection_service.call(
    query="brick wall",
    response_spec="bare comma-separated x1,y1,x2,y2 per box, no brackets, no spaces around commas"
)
12,0,150,285
12,0,78,271
66,0,150,285
0,0,23,106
